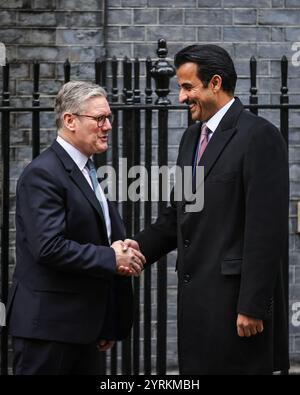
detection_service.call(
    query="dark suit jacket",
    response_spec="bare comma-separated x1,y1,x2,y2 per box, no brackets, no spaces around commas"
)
7,140,133,344
135,98,289,374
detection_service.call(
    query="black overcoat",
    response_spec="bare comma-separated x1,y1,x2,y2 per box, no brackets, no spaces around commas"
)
136,98,289,374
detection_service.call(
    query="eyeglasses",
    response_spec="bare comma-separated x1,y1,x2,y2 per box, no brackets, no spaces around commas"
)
72,113,114,127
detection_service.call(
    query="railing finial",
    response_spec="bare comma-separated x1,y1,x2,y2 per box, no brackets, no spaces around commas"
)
150,39,175,105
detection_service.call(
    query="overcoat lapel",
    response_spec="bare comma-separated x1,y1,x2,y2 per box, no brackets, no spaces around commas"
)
180,122,201,168
181,98,244,208
199,126,237,179
199,98,244,180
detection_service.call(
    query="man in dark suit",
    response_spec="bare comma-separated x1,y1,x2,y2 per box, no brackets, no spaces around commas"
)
7,81,145,375
129,45,290,374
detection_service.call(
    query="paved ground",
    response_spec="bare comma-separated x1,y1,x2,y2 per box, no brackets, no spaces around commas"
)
166,364,300,375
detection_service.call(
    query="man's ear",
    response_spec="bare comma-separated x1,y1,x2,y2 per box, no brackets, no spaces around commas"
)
63,112,76,132
210,74,222,93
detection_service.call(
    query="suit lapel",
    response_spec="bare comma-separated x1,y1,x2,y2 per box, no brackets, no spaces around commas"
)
108,200,126,242
51,140,107,231
69,166,107,225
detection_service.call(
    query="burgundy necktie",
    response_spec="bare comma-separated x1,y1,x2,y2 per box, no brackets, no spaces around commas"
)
197,124,210,164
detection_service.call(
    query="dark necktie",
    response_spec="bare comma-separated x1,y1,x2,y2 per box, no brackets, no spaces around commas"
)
86,158,111,241
196,124,210,164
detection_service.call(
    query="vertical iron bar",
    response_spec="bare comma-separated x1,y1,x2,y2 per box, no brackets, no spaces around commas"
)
280,56,289,145
110,109,119,374
144,107,152,374
145,57,153,104
101,59,107,92
1,62,10,376
249,56,258,115
121,110,132,375
32,61,40,159
112,109,119,201
102,0,108,58
144,57,153,373
133,59,141,373
280,55,289,376
122,59,133,374
110,343,117,375
95,58,101,85
156,108,168,374
124,59,133,105
122,56,128,104
94,59,107,169
134,58,141,104
64,59,70,83
111,56,118,103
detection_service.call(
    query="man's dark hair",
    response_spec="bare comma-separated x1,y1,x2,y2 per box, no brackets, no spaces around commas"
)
174,44,237,94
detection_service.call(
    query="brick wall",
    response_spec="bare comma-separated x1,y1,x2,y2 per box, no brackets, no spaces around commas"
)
0,0,300,372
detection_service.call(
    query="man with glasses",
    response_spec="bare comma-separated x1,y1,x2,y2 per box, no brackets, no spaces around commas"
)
6,81,145,375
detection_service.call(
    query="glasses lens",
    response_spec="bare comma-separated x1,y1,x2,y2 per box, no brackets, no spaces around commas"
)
98,114,114,127
108,113,114,125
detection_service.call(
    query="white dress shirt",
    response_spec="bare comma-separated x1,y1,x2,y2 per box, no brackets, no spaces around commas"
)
204,97,235,141
56,135,112,243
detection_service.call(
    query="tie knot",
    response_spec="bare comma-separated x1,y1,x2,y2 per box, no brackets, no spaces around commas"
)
201,124,210,137
86,158,95,171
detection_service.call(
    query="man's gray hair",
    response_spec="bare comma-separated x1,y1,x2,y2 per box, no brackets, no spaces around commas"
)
55,80,107,129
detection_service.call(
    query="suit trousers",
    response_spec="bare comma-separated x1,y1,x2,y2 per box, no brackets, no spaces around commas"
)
12,337,102,375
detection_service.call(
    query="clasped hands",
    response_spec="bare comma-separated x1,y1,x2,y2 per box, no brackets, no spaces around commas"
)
111,239,145,277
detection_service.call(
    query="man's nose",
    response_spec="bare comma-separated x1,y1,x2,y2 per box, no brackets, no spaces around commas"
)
179,89,188,104
102,117,112,130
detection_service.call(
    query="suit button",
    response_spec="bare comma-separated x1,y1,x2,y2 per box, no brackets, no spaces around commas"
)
184,239,190,248
267,298,273,315
182,203,186,213
184,274,191,283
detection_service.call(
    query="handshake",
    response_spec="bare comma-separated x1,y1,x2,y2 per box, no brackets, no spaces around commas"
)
111,239,145,277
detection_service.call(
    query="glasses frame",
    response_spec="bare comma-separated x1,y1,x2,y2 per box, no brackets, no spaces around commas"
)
72,113,114,127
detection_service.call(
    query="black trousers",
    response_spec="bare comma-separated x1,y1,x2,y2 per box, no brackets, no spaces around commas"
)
12,337,102,375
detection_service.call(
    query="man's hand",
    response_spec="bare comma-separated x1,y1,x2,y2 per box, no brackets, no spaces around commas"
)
122,239,140,252
111,240,145,277
97,340,115,352
236,313,264,337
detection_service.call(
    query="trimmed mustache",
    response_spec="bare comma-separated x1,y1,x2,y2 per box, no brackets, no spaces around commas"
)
184,99,196,106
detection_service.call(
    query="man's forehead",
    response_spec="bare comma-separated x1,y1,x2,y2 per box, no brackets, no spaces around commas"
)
177,62,198,74
177,62,198,79
177,72,200,87
84,96,109,108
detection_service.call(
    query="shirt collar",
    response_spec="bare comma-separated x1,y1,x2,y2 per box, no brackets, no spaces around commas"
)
206,97,235,133
56,135,89,171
